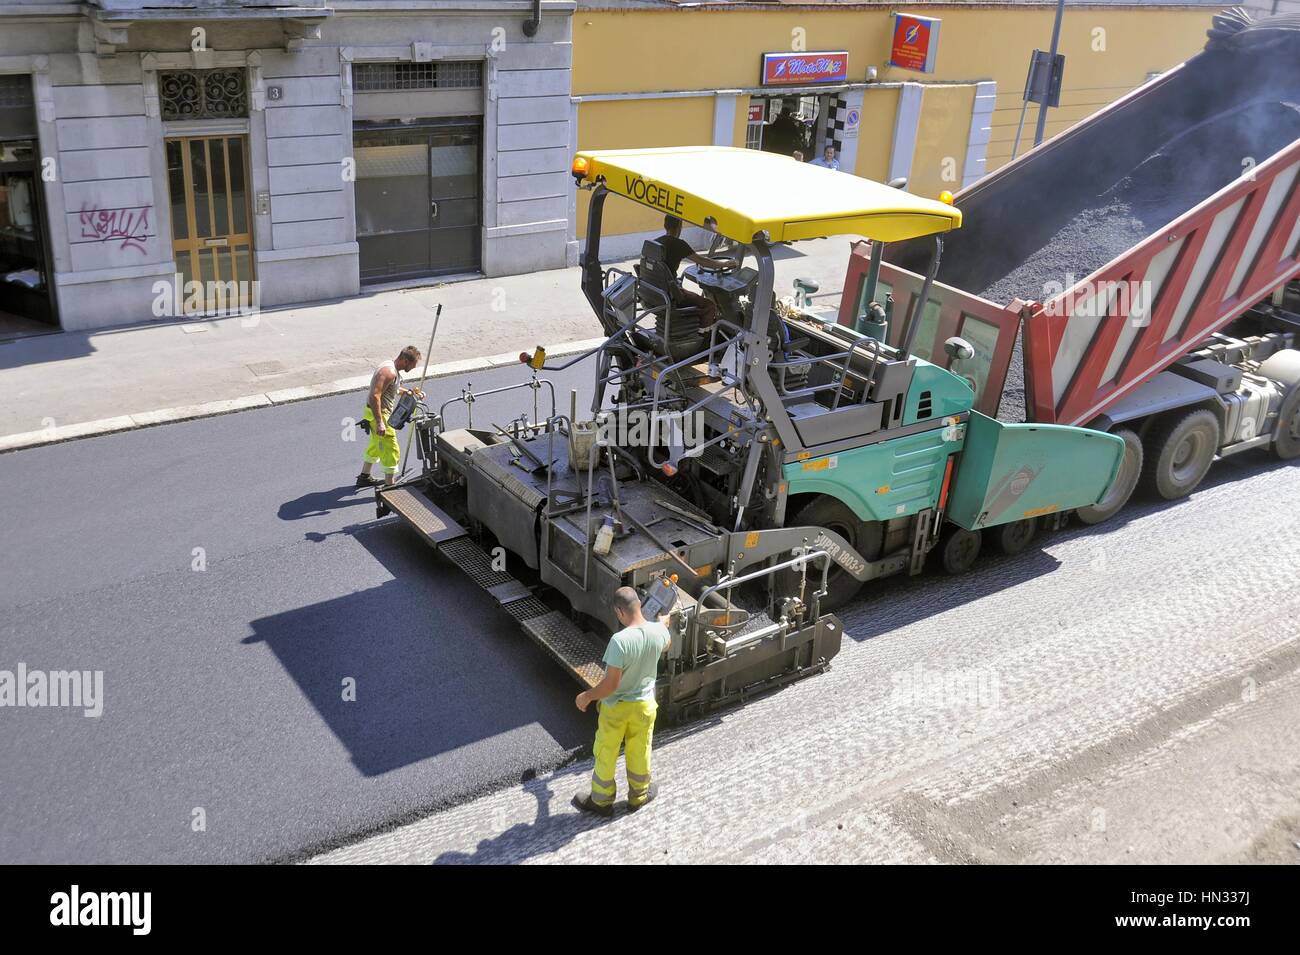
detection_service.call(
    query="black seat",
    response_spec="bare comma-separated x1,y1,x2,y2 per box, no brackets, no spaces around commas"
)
637,238,705,361
636,239,683,305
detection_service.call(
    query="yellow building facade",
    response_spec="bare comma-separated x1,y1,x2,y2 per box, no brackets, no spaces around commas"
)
570,1,1221,255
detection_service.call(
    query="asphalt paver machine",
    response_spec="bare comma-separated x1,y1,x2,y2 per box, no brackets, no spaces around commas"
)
377,147,1124,722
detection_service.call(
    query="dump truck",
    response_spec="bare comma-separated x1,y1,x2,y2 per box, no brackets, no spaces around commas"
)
374,145,1125,723
840,8,1300,528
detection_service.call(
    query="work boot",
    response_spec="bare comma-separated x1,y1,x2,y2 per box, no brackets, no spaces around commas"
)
356,472,382,489
627,782,659,813
571,793,614,819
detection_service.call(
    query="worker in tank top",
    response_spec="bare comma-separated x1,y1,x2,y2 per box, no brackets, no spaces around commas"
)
357,344,423,488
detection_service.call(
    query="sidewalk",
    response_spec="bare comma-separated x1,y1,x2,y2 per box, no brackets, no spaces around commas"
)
0,237,854,452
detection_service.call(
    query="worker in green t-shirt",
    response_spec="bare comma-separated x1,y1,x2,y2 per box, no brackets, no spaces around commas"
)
572,586,671,817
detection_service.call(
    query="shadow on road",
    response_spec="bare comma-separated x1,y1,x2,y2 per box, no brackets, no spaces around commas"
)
838,546,1064,642
243,522,589,777
431,771,603,864
277,483,374,521
839,452,1291,642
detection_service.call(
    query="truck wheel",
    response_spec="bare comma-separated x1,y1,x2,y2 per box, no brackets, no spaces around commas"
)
782,496,880,612
1141,409,1220,500
1076,428,1142,524
992,517,1037,555
1272,386,1300,460
1258,351,1300,460
935,526,982,574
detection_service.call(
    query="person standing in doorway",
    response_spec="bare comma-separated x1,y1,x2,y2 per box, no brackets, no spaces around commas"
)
357,345,422,488
811,145,840,171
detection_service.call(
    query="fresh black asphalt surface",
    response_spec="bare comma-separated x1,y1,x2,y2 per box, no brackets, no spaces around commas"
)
0,360,599,863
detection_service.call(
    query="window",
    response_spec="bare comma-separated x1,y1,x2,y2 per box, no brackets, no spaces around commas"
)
352,61,482,92
0,75,33,108
159,69,248,121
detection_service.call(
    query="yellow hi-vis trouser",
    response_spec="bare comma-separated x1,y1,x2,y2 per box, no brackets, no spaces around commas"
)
590,699,657,809
362,406,400,475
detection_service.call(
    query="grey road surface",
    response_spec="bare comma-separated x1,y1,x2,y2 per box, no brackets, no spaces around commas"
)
3,349,1298,864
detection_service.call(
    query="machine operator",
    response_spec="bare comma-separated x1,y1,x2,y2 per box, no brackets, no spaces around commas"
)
658,214,733,328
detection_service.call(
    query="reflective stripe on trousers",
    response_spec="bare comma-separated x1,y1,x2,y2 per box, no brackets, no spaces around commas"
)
590,699,657,808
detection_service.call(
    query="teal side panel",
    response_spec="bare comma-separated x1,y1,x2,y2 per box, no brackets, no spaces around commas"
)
947,412,1125,530
784,424,964,523
902,360,974,426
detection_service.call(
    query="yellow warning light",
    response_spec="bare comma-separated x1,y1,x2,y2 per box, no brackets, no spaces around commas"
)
937,190,955,205
572,156,590,179
518,345,546,369
669,573,679,584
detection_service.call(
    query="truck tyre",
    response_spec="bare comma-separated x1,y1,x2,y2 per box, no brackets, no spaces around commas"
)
1273,386,1300,460
1258,351,1300,460
1076,428,1142,524
1141,409,1220,500
935,526,982,574
781,496,880,612
992,517,1037,555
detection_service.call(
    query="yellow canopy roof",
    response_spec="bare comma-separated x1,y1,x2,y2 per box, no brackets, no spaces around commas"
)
574,146,962,244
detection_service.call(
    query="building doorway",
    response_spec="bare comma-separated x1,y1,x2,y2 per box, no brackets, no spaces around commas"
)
164,134,256,314
0,139,57,338
352,118,481,284
1,71,58,339
745,93,839,162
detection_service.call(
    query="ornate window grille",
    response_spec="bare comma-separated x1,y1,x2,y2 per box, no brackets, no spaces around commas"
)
159,69,249,121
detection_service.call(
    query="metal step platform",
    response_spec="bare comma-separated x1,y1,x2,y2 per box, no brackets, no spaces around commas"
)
378,486,606,689
380,486,467,545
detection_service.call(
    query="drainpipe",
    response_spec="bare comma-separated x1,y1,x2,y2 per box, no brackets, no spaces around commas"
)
523,0,542,37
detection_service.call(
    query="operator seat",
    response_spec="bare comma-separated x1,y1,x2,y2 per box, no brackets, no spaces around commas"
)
636,238,706,361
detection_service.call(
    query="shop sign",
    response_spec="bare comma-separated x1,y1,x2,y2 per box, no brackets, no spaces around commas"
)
890,14,941,73
760,52,849,86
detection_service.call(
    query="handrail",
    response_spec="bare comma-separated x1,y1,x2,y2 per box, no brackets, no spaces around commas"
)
830,334,882,411
438,376,556,431
695,548,833,610
646,332,751,468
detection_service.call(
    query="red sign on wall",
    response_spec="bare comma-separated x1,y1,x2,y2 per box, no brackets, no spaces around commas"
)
760,52,849,86
890,14,941,73
748,102,765,123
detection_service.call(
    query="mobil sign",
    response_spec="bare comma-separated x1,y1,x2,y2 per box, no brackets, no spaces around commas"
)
890,13,941,73
761,51,849,86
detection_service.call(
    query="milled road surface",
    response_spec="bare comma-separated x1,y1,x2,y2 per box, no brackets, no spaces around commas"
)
0,362,599,863
314,452,1300,864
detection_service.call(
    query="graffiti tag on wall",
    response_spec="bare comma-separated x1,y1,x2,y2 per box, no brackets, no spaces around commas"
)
79,204,152,254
